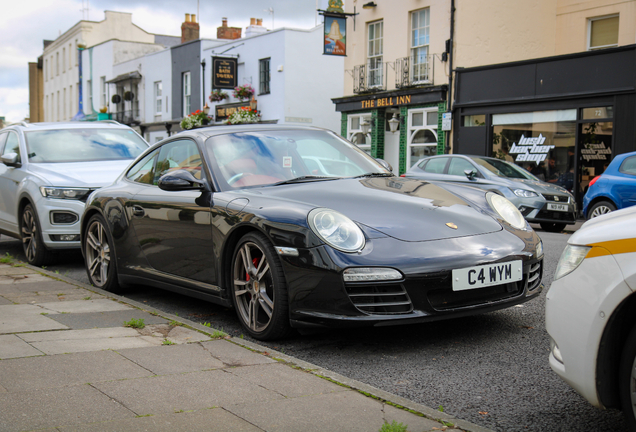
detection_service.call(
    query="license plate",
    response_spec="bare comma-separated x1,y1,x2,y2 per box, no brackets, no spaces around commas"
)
547,203,568,212
452,260,523,291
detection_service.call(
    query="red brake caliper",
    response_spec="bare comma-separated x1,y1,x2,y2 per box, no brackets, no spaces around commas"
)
245,257,260,301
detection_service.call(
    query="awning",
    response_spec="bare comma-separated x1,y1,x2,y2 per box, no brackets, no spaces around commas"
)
106,71,142,83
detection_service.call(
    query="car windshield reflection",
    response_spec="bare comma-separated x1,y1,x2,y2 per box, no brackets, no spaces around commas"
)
205,130,389,189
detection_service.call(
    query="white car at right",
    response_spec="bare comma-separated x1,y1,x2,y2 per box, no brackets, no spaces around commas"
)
546,206,636,429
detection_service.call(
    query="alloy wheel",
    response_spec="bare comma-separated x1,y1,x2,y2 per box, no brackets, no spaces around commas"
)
590,205,613,218
21,207,38,263
85,220,111,287
233,241,275,333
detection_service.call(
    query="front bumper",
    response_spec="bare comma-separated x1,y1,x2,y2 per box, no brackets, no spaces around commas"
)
282,228,543,329
545,253,632,408
34,196,85,249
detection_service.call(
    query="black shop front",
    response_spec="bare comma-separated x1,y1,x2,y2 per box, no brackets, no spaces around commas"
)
452,44,636,205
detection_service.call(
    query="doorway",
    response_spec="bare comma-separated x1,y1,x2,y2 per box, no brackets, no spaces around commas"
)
577,120,613,204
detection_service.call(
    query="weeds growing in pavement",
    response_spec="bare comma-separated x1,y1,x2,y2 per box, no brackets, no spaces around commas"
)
162,339,175,345
379,420,408,432
0,253,13,263
123,318,145,329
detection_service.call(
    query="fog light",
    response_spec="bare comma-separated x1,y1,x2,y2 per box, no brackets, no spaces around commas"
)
50,234,80,241
343,267,402,282
550,338,563,364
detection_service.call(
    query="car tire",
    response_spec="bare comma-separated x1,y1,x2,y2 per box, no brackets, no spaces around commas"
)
20,204,54,266
619,323,636,430
588,200,616,220
539,222,567,233
230,231,292,340
83,214,122,293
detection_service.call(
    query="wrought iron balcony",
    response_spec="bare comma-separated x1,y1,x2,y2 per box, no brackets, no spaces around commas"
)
113,109,141,125
353,59,385,94
395,55,434,89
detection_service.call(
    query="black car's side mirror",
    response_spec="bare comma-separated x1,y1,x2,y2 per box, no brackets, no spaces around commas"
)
464,169,478,180
1,152,20,167
375,158,393,173
158,169,205,191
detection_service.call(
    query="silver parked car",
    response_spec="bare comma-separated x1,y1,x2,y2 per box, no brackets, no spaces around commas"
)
0,121,149,266
404,155,576,232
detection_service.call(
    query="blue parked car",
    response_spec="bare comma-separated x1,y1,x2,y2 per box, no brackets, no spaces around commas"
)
583,151,636,219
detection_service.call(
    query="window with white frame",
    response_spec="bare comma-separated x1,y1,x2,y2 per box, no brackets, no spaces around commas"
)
588,15,619,50
411,8,430,83
183,72,191,117
69,43,72,70
367,21,383,88
407,108,438,167
62,48,66,72
154,81,163,115
347,114,372,155
56,52,59,76
100,77,106,108
45,59,48,81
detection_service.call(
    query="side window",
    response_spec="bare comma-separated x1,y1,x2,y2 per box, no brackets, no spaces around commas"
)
5,132,21,162
126,150,159,185
619,156,636,176
448,158,477,176
154,139,203,184
0,133,8,155
423,157,448,174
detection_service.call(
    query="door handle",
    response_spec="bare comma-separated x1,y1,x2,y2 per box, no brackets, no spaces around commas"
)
132,206,145,217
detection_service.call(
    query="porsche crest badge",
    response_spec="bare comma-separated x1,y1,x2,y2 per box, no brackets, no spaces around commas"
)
446,222,458,230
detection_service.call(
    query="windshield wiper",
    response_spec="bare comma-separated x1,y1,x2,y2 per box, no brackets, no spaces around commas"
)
352,172,394,179
273,175,339,186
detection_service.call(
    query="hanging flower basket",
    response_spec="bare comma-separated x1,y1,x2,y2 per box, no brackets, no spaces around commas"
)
181,110,213,130
233,84,255,101
209,89,229,102
225,107,261,125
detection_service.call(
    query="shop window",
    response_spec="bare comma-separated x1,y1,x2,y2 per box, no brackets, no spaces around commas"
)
407,108,438,167
588,15,619,50
367,21,383,88
347,114,371,155
463,115,486,127
411,8,430,83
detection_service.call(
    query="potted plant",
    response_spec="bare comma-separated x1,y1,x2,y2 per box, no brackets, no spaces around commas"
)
233,84,255,101
225,107,261,125
181,110,213,130
209,89,229,102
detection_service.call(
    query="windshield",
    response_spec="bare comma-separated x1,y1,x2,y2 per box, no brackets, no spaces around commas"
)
205,129,389,189
472,157,539,181
24,129,149,163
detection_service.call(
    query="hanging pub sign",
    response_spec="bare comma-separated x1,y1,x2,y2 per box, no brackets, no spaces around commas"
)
212,57,237,89
319,0,357,57
324,15,346,56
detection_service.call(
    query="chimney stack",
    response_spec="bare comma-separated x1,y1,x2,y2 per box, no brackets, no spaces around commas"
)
181,13,200,43
217,17,242,40
245,17,268,38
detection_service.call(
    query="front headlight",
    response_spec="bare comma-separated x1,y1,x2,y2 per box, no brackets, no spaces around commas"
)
486,192,526,230
308,208,365,253
553,245,591,281
513,189,539,198
40,187,91,200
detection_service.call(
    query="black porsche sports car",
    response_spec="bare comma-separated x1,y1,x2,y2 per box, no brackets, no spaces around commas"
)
81,125,544,340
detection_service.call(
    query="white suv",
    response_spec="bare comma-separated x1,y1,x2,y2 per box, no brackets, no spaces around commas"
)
0,121,149,266
546,206,636,429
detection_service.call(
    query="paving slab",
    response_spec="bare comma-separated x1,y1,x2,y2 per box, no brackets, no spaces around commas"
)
57,408,263,432
0,350,152,392
18,327,141,343
44,309,168,329
226,390,444,432
0,296,13,305
36,299,132,314
228,363,349,398
0,384,136,431
0,334,44,359
0,273,63,285
93,369,284,415
201,339,277,367
0,264,38,276
9,291,101,304
30,334,161,355
116,343,225,375
0,304,69,334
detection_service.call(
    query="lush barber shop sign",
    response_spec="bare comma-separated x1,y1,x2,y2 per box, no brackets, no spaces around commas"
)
509,134,555,162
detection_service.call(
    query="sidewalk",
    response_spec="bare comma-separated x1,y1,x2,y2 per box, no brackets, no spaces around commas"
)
0,263,493,432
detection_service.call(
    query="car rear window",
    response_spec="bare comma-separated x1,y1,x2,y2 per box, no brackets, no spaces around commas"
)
619,155,636,176
24,129,148,163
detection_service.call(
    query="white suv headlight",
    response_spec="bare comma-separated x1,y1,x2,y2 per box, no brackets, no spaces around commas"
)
40,187,91,200
554,245,591,281
308,208,365,253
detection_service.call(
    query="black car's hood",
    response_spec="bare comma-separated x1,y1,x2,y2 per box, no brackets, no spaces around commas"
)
248,177,502,242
